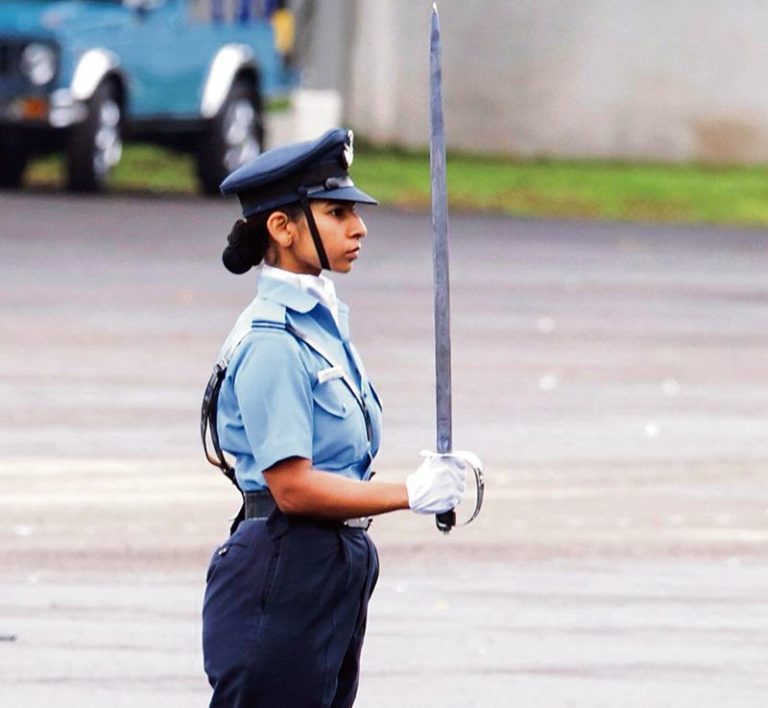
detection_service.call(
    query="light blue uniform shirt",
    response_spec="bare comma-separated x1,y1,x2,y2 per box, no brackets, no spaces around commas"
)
216,275,383,492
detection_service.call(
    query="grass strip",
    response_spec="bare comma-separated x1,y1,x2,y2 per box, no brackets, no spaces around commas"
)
26,144,199,194
25,144,768,226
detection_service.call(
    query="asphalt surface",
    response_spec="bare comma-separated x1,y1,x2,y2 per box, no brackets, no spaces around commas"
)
1,190,767,707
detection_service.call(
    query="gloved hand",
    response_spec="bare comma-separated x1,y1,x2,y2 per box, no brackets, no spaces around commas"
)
406,451,470,514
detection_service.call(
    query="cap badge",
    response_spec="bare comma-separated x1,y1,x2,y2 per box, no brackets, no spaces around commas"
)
342,130,354,168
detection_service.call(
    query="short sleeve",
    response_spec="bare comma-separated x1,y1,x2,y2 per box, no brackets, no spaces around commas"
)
230,329,314,473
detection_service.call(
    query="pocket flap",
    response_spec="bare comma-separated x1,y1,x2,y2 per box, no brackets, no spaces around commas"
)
313,379,354,418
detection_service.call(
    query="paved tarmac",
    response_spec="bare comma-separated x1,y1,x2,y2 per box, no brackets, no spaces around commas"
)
1,191,767,707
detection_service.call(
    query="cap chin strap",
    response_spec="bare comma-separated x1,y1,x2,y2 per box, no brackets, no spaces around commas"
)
297,187,331,271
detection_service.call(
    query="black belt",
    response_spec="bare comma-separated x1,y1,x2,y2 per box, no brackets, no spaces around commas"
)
243,490,372,530
244,490,276,519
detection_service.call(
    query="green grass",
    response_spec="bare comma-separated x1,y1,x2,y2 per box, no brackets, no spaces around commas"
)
26,144,200,193
351,150,768,225
25,143,768,226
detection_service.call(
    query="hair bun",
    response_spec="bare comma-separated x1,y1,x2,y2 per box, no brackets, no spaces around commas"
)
222,245,253,274
222,219,256,274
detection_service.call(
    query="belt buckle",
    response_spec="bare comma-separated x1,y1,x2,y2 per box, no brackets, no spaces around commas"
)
343,516,372,530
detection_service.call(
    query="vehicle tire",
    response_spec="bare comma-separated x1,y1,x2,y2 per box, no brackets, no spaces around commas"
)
0,138,28,189
196,78,263,195
66,81,123,193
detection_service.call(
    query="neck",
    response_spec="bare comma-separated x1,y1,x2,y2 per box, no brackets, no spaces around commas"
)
265,253,321,277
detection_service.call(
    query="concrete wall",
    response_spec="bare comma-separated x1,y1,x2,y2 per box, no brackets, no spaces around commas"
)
291,0,355,91
343,0,768,163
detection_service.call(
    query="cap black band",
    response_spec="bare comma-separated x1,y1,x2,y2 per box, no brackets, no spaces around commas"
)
240,160,349,217
304,175,354,195
297,188,331,271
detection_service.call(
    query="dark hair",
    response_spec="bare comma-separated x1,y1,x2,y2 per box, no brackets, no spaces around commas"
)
222,202,304,274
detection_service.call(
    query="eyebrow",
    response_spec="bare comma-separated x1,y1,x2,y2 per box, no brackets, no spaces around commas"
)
323,201,355,211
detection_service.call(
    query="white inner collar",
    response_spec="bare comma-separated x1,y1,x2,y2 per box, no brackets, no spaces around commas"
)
259,264,339,324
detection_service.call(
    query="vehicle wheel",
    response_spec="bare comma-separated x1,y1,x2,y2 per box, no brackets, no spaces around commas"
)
197,78,263,195
0,138,28,189
66,81,123,193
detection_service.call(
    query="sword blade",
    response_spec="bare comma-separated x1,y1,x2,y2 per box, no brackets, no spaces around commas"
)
430,2,452,456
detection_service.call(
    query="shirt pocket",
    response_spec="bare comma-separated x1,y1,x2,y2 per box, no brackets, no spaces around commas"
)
312,378,355,419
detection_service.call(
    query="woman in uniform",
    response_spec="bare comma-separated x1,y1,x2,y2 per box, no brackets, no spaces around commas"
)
202,128,477,708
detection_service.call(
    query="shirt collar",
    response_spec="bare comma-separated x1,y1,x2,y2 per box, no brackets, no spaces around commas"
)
257,265,344,332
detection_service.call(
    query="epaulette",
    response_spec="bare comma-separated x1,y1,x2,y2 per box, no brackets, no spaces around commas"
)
248,298,287,332
216,298,286,364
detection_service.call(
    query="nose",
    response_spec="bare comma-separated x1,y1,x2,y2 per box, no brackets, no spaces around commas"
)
350,212,367,239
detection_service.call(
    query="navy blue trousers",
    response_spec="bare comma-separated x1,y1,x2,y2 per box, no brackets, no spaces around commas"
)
202,510,379,708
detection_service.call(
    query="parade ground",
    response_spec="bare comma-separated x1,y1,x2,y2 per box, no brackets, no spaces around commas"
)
1,192,767,706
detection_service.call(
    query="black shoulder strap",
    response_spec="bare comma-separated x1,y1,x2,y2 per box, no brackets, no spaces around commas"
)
201,330,256,536
201,361,236,484
200,323,259,487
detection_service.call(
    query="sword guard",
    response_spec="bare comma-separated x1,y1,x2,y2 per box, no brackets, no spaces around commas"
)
434,451,485,534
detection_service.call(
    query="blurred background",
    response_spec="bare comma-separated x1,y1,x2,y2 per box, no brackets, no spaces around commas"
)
5,0,768,222
347,0,768,161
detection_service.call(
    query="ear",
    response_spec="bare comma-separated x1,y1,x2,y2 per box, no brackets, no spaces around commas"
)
266,210,297,248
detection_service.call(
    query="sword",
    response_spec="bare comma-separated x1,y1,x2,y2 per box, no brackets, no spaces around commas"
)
429,2,455,534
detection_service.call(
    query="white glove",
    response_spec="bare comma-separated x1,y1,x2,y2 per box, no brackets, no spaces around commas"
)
406,451,469,514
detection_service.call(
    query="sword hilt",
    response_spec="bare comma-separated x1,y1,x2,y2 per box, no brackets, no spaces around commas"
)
434,452,484,534
436,509,456,534
434,443,455,534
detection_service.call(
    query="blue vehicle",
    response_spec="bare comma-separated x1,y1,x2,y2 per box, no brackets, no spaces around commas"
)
0,0,297,192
